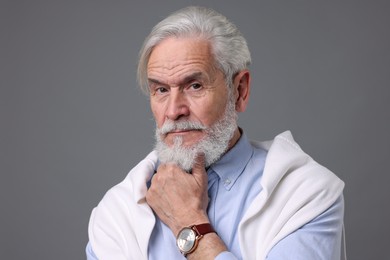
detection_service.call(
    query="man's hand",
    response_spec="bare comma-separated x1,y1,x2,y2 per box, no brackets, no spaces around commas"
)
146,154,228,258
146,154,209,236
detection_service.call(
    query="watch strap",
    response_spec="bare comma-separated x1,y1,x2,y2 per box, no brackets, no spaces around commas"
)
191,223,215,237
177,223,216,256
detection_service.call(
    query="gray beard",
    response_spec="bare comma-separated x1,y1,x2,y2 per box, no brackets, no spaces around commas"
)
154,98,238,172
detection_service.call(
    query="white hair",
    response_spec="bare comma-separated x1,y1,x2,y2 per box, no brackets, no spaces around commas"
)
137,6,251,93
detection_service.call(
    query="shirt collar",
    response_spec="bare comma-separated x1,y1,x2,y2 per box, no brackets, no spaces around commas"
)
208,131,253,191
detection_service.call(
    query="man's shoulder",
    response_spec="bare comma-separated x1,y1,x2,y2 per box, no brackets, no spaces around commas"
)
88,151,157,238
88,151,158,260
99,150,158,204
249,130,300,151
250,130,344,194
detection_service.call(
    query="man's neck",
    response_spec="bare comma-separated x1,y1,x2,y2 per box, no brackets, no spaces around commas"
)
226,127,242,152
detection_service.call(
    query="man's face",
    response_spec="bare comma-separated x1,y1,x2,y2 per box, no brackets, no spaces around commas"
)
147,37,231,148
147,37,238,170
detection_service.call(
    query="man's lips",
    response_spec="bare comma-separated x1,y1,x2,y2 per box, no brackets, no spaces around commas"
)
165,129,202,135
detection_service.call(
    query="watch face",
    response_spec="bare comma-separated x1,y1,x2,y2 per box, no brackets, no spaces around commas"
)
177,228,196,252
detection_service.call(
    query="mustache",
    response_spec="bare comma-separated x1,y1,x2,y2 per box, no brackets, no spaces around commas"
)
158,120,207,135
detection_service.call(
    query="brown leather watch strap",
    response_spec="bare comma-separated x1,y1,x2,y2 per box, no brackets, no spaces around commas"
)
191,223,216,236
177,223,217,256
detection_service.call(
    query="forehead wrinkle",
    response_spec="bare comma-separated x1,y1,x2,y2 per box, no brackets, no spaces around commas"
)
147,37,219,85
148,59,215,85
148,56,209,72
149,71,207,87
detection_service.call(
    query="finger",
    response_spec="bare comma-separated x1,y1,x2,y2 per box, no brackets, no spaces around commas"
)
191,153,207,182
193,153,205,170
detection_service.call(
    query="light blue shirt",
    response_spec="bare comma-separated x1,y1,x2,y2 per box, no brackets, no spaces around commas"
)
86,133,344,259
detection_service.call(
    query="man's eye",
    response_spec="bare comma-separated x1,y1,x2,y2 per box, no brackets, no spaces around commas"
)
156,87,168,93
189,83,202,90
155,87,169,94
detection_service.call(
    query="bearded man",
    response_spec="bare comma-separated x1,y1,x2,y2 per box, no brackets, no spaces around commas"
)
86,6,345,260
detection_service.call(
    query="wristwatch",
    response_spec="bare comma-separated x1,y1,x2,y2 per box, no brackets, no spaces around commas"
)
176,223,216,256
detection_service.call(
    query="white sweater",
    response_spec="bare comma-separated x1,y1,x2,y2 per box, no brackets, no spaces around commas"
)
88,131,345,259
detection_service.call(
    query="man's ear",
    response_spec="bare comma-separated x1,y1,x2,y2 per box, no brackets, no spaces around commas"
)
233,70,251,112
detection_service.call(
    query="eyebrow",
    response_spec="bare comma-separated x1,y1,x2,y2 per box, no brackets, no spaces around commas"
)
147,72,206,87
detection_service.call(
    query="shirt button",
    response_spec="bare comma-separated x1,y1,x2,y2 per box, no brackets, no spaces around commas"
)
224,178,231,186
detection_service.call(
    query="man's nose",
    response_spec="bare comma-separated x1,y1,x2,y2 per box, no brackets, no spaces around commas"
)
165,91,190,121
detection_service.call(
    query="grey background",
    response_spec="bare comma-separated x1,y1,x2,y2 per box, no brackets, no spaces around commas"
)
2,1,389,259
